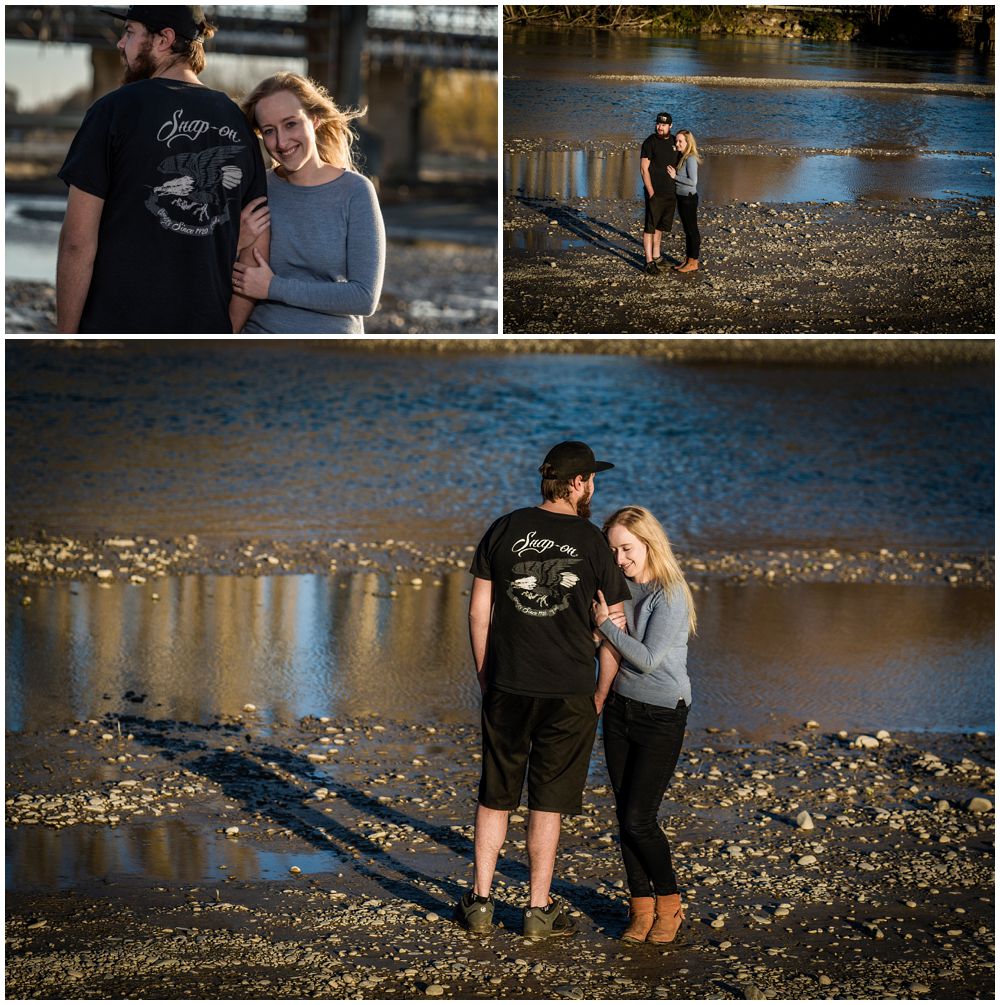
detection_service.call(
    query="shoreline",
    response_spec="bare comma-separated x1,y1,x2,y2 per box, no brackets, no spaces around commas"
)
5,327,997,366
503,196,994,335
6,715,994,999
6,533,994,589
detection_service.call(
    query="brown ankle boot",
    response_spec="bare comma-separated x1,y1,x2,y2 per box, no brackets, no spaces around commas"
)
677,258,699,273
647,893,684,943
621,896,655,943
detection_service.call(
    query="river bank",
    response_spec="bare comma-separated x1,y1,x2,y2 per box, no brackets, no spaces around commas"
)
5,236,498,336
503,195,994,335
6,712,994,999
6,532,993,590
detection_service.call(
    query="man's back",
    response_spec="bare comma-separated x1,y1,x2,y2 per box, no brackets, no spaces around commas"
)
59,79,266,333
471,506,629,697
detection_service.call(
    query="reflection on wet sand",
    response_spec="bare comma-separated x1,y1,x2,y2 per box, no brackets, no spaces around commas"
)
6,575,993,739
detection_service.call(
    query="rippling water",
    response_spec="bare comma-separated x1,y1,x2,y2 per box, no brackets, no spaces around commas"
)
504,30,995,203
5,343,994,551
6,574,994,738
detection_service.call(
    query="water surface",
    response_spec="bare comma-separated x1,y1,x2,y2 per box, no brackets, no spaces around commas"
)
5,343,994,553
6,575,993,739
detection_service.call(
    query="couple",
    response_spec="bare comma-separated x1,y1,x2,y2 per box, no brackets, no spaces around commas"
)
56,4,384,335
641,111,702,275
455,441,696,945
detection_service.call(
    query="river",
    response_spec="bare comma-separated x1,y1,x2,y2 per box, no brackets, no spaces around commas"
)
503,30,995,206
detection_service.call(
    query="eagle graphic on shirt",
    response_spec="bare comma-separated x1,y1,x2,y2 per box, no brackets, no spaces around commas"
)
145,145,244,235
507,557,582,617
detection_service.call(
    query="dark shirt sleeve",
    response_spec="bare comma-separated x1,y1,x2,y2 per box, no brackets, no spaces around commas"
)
469,515,506,579
58,96,115,198
640,136,653,160
242,134,268,207
597,539,631,606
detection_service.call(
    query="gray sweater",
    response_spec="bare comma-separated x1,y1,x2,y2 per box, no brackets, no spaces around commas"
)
243,169,385,334
674,156,698,196
599,579,691,708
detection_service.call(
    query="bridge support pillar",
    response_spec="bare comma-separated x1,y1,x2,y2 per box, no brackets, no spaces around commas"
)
366,64,423,185
91,46,121,101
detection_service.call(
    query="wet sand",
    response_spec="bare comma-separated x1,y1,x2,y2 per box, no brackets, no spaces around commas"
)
6,714,994,999
503,194,994,334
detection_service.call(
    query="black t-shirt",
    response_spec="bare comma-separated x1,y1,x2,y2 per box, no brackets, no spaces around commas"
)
59,78,267,334
640,132,680,198
470,507,632,698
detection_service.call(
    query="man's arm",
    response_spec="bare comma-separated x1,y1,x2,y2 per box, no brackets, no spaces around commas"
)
640,156,654,198
229,227,270,333
56,186,104,334
594,602,625,712
469,575,494,696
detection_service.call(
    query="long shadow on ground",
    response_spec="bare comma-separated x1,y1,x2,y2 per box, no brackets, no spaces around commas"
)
515,195,678,273
118,714,619,932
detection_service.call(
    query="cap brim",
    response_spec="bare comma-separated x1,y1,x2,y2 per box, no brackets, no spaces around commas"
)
594,461,614,472
97,8,130,20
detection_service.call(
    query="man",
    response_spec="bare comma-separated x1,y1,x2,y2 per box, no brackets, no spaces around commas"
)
56,5,267,334
639,111,680,276
455,441,631,938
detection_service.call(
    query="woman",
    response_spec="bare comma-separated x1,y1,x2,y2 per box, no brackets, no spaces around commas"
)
232,72,385,333
667,129,702,273
591,505,696,944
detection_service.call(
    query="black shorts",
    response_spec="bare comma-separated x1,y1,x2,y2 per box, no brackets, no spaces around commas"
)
478,689,599,815
644,194,676,234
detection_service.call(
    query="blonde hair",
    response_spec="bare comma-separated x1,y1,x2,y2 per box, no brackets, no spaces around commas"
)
241,72,365,172
675,129,703,170
603,506,697,637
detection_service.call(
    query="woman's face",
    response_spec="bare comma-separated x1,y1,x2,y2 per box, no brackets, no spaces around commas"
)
607,524,648,582
675,133,688,154
255,90,318,173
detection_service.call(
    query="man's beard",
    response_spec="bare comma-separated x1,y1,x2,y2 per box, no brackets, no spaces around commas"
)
576,486,593,519
122,41,157,83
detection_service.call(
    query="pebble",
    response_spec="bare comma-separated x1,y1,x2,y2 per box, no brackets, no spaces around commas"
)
225,826,239,836
742,984,767,1000
966,797,992,813
425,984,445,996
797,854,817,866
796,810,814,830
855,735,879,749
910,983,930,994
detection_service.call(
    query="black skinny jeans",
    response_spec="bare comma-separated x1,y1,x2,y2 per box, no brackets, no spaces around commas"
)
676,193,701,260
602,691,688,898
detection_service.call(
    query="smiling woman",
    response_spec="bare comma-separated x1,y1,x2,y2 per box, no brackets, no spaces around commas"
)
234,72,386,334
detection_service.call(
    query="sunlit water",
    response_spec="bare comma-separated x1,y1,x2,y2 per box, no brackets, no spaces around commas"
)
7,574,994,738
5,343,994,553
504,30,995,204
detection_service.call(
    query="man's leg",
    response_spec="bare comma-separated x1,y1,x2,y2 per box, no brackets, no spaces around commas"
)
474,803,509,897
642,231,655,264
527,809,561,907
651,229,662,261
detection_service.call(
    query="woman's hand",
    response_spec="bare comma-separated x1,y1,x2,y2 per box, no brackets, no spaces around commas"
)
238,197,270,254
667,165,677,179
591,589,610,627
232,247,273,300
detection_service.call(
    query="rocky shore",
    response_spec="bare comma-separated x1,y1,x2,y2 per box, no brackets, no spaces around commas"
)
6,533,994,591
4,238,498,336
6,713,994,999
503,195,994,335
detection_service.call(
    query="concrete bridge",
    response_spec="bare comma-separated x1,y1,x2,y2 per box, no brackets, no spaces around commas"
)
6,5,499,184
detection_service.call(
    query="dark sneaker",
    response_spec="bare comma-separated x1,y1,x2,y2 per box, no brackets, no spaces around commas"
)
453,890,495,934
522,898,578,938
652,256,665,270
644,260,658,276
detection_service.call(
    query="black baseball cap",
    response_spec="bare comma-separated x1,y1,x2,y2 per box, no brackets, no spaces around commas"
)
98,5,206,40
655,112,672,125
539,441,615,480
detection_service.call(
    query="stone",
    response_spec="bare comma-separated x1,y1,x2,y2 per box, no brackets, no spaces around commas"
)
797,854,817,866
855,735,879,749
425,985,445,997
96,569,113,580
743,984,767,1000
796,810,814,830
875,729,891,740
965,797,992,813
225,826,239,836
910,983,930,994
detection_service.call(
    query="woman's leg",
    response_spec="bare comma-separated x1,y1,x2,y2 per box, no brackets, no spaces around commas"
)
676,195,700,269
615,703,688,895
602,695,654,898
